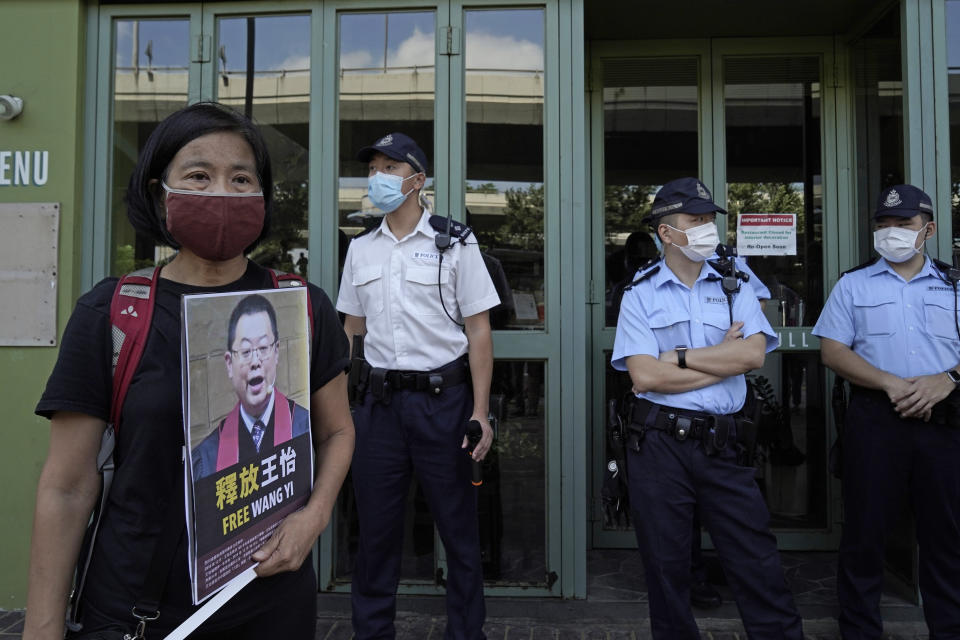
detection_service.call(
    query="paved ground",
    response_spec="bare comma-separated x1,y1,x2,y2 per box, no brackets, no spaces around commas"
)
1,551,931,639
312,613,931,640
1,598,931,639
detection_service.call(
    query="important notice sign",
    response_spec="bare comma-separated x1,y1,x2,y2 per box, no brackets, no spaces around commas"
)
736,213,796,256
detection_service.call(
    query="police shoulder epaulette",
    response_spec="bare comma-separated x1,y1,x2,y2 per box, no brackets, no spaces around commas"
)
840,257,879,277
624,257,662,291
429,214,473,243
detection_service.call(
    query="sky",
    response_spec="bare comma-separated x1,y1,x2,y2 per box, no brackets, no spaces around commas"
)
114,8,543,73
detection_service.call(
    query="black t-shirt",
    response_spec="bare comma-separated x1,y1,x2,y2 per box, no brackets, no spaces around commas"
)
36,261,349,634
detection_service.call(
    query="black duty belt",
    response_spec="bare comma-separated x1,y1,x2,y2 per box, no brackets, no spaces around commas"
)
623,396,735,454
383,356,470,393
849,384,888,403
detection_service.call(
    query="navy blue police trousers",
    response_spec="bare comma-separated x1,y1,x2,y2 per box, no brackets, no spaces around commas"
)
838,390,960,640
628,427,803,640
350,379,485,640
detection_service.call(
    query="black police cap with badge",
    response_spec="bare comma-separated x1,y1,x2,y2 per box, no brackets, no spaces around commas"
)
357,132,428,175
628,177,734,292
873,184,934,219
642,177,728,225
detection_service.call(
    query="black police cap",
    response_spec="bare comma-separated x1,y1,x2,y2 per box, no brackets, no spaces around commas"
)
357,132,428,175
873,184,934,219
643,177,728,224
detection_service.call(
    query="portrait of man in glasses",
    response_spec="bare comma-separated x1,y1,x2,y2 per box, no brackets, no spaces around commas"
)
192,293,311,480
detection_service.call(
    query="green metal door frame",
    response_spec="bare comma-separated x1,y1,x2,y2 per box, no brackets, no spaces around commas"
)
901,0,952,259
588,36,848,551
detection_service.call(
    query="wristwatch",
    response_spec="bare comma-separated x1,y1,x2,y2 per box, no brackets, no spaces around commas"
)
946,369,960,385
676,345,688,369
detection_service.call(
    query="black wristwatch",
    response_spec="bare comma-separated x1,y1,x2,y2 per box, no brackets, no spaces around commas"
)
947,369,960,385
676,345,688,369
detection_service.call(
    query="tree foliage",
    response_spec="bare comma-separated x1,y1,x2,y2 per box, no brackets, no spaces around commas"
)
604,184,654,233
484,183,545,251
726,182,803,216
248,179,309,273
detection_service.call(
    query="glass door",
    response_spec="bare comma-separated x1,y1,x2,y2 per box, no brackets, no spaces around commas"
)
716,50,834,545
328,5,444,594
92,0,565,599
590,38,845,551
95,6,201,278
207,9,313,274
589,42,711,548
325,0,560,596
94,4,314,278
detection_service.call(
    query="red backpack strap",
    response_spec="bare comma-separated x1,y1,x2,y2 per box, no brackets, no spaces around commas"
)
109,266,161,429
269,269,314,338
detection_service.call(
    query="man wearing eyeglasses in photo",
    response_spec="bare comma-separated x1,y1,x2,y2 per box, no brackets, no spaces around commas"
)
192,294,311,480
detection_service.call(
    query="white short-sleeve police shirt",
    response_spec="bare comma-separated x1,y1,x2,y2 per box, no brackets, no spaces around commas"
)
337,209,500,371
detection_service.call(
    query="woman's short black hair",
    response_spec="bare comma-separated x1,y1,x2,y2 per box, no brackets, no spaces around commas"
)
125,102,274,254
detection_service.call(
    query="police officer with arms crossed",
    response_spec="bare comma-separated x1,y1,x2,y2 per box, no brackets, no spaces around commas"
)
337,133,499,640
612,177,803,639
813,185,960,639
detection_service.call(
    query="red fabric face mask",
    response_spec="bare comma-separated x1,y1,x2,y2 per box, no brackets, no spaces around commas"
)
162,182,265,261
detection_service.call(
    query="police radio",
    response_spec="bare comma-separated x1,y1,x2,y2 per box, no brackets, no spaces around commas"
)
430,211,474,328
435,211,453,252
707,244,751,324
465,419,483,486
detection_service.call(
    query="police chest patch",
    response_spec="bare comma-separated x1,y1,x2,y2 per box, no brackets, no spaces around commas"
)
928,285,953,292
414,251,440,261
704,296,727,305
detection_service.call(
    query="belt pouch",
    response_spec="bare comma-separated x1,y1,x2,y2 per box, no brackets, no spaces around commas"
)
369,368,391,405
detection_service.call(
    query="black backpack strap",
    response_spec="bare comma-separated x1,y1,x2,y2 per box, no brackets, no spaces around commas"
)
129,478,187,637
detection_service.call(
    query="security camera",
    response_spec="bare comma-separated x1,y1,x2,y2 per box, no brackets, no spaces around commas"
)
0,95,24,120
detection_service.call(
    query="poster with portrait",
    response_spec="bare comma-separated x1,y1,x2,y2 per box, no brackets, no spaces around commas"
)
181,286,313,604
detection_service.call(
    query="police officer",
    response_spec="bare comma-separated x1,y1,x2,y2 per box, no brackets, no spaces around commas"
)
813,184,960,639
612,177,802,639
337,132,499,640
610,232,773,611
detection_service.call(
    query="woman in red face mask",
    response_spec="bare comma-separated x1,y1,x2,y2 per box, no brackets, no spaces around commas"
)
24,103,354,640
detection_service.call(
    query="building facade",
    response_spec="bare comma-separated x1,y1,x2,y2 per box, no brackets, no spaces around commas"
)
2,0,958,607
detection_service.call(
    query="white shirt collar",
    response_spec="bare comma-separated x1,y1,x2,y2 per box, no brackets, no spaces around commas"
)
375,208,432,242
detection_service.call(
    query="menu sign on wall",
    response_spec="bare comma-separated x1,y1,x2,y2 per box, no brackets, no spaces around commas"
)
0,151,49,186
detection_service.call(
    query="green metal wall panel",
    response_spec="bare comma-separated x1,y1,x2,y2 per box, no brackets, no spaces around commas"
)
558,0,588,599
902,0,951,259
0,0,87,606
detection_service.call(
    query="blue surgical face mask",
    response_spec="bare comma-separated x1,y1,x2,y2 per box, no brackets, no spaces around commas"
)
367,171,420,213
